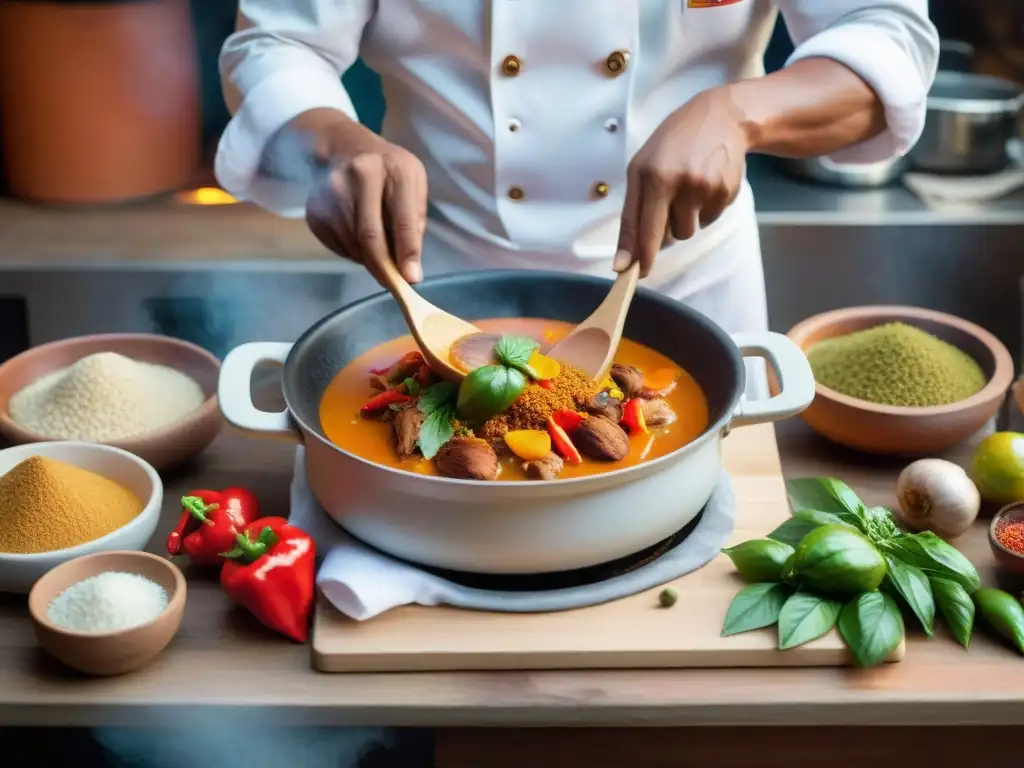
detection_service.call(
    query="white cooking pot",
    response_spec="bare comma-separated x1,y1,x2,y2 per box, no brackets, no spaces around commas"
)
218,271,813,574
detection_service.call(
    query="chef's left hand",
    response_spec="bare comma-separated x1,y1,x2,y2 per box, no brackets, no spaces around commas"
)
614,86,749,278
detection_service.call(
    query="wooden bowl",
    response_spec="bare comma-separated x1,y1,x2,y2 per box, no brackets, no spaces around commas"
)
787,306,1013,455
28,550,186,676
1013,378,1024,418
0,334,222,471
989,503,1024,576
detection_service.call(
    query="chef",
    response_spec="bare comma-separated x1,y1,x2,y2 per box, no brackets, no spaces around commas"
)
215,0,938,398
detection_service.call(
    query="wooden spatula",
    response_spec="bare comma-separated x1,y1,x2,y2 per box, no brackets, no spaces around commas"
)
363,247,482,383
546,261,640,381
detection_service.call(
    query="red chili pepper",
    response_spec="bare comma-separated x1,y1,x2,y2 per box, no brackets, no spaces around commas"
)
220,517,316,643
360,389,414,414
166,488,261,566
621,399,650,435
415,363,434,387
551,409,586,433
537,379,553,390
546,416,582,465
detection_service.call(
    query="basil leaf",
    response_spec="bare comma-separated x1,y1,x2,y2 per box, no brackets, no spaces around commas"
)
930,576,974,649
838,591,905,668
403,377,421,397
792,508,858,531
884,556,935,636
493,335,539,368
787,477,865,520
417,405,455,459
418,381,457,415
888,532,981,594
767,517,820,549
778,592,843,650
456,365,526,423
721,539,794,583
721,582,791,637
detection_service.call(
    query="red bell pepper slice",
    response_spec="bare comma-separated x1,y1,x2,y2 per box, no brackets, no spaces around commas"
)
621,399,650,435
220,517,316,644
551,409,586,433
360,389,414,414
166,488,261,566
546,416,582,465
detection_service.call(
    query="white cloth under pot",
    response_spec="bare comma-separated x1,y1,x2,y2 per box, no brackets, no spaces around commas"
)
290,447,737,619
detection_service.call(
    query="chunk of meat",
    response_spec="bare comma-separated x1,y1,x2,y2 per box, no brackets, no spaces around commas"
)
524,452,564,481
369,351,425,391
435,437,500,481
610,363,644,398
585,391,623,422
392,406,425,458
640,398,676,428
575,415,630,461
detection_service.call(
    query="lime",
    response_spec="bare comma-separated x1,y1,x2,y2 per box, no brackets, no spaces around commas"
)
971,432,1024,505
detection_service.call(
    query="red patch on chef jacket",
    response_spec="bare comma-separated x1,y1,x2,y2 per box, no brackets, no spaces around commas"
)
688,0,745,7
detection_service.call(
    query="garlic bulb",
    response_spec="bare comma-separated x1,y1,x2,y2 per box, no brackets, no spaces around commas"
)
895,459,980,539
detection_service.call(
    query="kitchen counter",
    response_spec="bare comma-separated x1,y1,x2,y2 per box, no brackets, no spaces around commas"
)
1,418,1021,741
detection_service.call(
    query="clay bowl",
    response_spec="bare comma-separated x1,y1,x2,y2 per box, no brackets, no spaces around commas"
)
0,441,163,593
28,550,186,676
989,503,1024,576
787,306,1013,455
0,334,222,471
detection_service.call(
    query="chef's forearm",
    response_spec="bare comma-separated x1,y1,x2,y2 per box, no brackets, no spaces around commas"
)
727,57,888,158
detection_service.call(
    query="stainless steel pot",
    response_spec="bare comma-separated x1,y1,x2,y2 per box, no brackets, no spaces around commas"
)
217,271,814,574
910,71,1024,174
781,155,908,188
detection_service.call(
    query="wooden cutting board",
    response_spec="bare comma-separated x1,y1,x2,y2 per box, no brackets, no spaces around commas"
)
312,423,905,672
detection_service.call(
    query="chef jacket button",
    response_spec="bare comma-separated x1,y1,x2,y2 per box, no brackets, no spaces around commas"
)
502,55,523,76
508,186,525,201
604,118,619,133
593,182,610,199
605,50,630,75
508,117,521,132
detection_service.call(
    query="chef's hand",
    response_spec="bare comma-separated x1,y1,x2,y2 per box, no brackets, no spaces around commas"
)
305,117,428,284
614,86,749,278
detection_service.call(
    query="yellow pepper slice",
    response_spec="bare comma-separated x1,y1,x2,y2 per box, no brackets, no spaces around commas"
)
504,429,552,462
528,350,561,381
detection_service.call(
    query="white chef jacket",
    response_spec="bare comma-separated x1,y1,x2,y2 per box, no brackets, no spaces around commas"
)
215,0,938,351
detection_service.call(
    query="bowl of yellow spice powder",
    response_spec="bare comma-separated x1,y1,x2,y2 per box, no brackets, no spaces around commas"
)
0,441,161,593
788,306,1014,455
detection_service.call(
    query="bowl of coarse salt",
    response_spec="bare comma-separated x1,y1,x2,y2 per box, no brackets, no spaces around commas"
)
0,334,222,471
28,550,186,676
0,441,163,593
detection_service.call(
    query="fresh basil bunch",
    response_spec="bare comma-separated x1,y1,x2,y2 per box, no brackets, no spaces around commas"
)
721,476,1024,666
456,335,540,423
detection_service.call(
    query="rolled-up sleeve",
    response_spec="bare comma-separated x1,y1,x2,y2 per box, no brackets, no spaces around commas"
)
778,0,939,163
214,0,375,216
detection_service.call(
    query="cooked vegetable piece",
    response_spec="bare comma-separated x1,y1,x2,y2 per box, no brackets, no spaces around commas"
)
504,429,553,462
621,399,650,435
528,351,561,381
546,416,582,464
361,390,414,416
551,409,586,433
642,367,678,394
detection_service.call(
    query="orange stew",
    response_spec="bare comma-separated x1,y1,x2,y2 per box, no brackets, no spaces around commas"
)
319,318,709,481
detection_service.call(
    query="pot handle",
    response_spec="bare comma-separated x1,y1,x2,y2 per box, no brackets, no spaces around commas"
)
218,342,300,442
729,332,815,429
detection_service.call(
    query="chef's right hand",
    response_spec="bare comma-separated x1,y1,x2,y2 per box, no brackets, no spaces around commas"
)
305,118,428,284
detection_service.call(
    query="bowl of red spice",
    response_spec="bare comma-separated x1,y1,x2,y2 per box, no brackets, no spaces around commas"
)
989,502,1024,575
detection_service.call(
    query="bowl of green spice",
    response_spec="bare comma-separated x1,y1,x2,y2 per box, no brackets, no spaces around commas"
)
788,306,1013,455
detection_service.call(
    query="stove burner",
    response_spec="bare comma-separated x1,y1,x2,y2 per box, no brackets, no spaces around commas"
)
341,507,706,593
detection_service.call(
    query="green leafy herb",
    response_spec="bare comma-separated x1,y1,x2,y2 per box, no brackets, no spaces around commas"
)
721,539,794,583
885,532,981,594
418,381,457,414
417,405,456,459
885,556,935,636
403,377,421,397
456,365,527,423
787,477,865,522
721,582,791,637
838,591,905,668
973,588,1024,654
778,592,843,650
792,508,858,531
494,335,540,369
930,576,974,649
767,517,820,549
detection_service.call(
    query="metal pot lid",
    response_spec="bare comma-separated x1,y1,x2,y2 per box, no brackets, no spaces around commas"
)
927,71,1024,115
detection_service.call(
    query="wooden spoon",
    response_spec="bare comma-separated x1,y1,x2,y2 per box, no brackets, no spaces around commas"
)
362,247,483,383
546,261,640,381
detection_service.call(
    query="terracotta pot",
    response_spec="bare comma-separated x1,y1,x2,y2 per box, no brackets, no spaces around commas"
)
0,0,200,204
